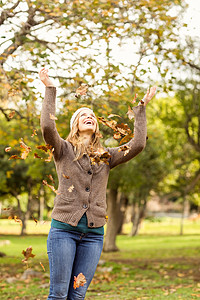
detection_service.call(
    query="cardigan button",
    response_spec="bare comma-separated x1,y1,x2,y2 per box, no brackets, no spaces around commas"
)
88,170,92,175
83,204,88,209
90,222,94,227
85,187,90,192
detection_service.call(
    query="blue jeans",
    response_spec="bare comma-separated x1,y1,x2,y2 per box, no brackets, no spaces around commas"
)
47,227,104,300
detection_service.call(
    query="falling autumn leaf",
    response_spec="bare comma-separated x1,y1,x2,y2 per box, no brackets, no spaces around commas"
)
46,174,55,183
43,180,60,195
108,114,121,119
113,132,121,140
88,148,111,165
118,145,131,156
9,155,22,160
68,185,74,192
3,207,12,211
8,111,15,118
34,153,42,159
73,273,87,289
14,215,22,226
45,148,54,162
5,147,11,152
75,83,88,98
40,262,45,272
31,129,37,137
119,133,134,145
98,116,132,144
21,151,29,160
20,139,31,159
8,214,22,225
32,215,38,224
49,113,58,120
63,174,70,179
22,246,35,263
36,144,52,152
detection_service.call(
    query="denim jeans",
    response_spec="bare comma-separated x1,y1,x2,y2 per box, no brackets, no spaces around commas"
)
47,227,104,300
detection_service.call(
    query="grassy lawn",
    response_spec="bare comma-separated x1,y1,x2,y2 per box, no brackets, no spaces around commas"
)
0,218,200,299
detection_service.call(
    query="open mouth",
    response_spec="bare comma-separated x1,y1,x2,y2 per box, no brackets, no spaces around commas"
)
84,120,94,125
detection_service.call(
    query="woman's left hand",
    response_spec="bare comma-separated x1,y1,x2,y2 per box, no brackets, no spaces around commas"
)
142,86,157,106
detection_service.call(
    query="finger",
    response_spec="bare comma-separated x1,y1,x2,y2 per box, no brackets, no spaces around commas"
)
132,93,137,103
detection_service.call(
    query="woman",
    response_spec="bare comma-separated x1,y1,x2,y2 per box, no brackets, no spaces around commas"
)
39,67,156,300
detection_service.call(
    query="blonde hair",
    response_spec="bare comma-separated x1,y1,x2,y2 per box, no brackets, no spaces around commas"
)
66,111,102,160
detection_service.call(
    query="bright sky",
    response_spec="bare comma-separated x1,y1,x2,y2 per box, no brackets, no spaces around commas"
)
183,0,200,37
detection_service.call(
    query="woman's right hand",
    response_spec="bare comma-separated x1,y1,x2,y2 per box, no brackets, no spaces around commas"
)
39,67,55,87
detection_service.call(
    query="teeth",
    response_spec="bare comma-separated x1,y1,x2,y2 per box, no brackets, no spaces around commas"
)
85,120,93,125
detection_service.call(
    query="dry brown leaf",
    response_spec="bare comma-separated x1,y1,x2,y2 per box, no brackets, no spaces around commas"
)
22,246,35,263
31,129,37,137
32,215,38,224
3,207,12,211
49,113,58,120
119,133,134,145
20,140,31,159
36,144,53,152
98,116,132,145
113,132,121,140
21,151,29,160
34,153,42,159
63,174,70,179
108,114,121,119
9,111,15,118
73,273,87,289
40,262,45,272
8,214,23,226
118,145,131,156
45,148,54,162
9,155,22,160
42,180,60,195
88,148,111,165
5,147,11,152
14,215,22,226
46,174,55,183
75,84,88,98
68,185,74,192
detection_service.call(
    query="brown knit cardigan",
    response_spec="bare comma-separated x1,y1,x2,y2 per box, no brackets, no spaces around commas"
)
41,87,147,228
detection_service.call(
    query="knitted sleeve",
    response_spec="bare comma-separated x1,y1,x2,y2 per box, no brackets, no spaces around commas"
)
40,87,62,161
107,105,147,169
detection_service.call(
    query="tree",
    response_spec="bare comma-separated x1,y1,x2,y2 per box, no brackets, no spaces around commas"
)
0,0,189,237
156,80,200,235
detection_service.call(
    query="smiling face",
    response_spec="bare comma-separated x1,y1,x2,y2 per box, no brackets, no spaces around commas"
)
78,108,97,134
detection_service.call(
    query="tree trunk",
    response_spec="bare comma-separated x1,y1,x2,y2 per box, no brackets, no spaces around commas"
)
180,195,190,235
117,194,128,234
103,188,122,252
39,186,45,221
130,202,139,236
130,199,147,236
20,179,32,235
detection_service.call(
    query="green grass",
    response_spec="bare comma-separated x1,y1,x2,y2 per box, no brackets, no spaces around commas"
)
0,219,200,299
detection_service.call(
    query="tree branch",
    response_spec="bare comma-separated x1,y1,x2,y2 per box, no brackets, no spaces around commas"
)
184,169,200,195
0,1,21,25
185,118,200,152
0,107,25,121
0,6,39,65
184,60,200,72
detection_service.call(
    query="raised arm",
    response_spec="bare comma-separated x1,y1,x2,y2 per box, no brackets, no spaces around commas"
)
107,86,157,169
39,68,62,161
